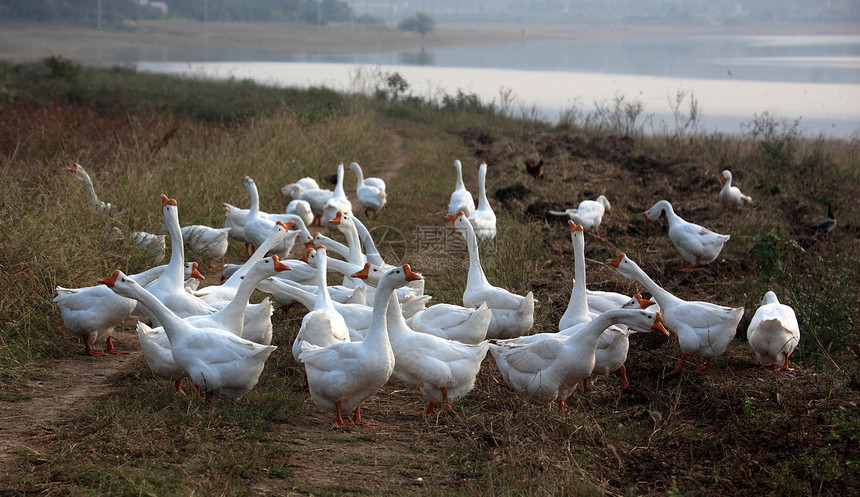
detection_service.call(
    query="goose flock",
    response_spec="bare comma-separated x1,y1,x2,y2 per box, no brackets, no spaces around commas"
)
56,160,813,426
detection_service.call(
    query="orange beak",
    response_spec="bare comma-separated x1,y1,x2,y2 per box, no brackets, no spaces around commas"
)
652,312,670,337
404,264,422,282
272,255,291,272
568,221,583,233
330,211,343,226
298,248,312,263
161,194,177,207
278,190,285,198
720,173,725,181
351,262,371,279
275,220,294,230
190,262,205,280
634,293,656,309
607,253,625,268
304,239,314,249
69,162,79,172
641,212,650,224
98,269,121,288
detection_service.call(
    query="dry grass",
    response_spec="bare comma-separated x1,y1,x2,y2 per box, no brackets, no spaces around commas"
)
0,63,858,495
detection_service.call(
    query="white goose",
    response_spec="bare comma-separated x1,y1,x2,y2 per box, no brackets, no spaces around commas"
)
549,195,611,240
406,302,492,345
322,162,353,230
747,291,800,371
350,161,387,217
129,230,167,263
286,199,314,227
281,183,333,227
558,222,597,330
449,210,534,339
298,265,419,426
108,227,166,263
467,161,497,241
138,195,218,327
53,262,203,356
383,291,489,417
292,246,351,364
280,177,320,193
719,169,753,211
448,159,476,216
328,211,368,288
643,200,730,271
101,270,277,400
68,162,113,214
181,224,231,268
490,308,666,410
242,176,296,258
136,256,288,393
609,253,743,376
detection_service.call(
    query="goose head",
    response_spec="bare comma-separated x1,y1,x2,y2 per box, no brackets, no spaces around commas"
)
634,293,656,309
98,269,141,300
68,162,88,181
607,253,640,280
299,247,313,263
353,264,422,286
597,195,612,216
447,210,471,233
350,262,387,287
189,262,205,281
720,170,732,182
761,290,780,306
642,200,670,223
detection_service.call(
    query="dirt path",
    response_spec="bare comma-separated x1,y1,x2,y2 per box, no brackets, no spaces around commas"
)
0,331,143,482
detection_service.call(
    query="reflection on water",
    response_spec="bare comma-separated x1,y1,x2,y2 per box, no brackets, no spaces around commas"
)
398,49,434,66
131,34,860,138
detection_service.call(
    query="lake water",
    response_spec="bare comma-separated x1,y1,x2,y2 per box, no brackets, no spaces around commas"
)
134,33,860,138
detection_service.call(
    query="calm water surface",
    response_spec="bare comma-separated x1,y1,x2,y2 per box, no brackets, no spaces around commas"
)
134,34,860,137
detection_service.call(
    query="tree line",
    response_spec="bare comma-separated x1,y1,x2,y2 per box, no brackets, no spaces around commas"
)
0,0,371,27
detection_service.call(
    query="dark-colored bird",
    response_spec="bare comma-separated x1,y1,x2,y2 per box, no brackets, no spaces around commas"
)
813,203,837,240
524,159,544,180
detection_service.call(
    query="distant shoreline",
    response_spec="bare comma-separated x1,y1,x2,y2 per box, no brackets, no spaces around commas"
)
0,20,857,64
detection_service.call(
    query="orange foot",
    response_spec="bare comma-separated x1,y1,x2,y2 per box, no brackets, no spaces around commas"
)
664,354,689,378
104,337,128,355
694,359,712,372
619,364,629,389
83,338,105,356
352,406,377,426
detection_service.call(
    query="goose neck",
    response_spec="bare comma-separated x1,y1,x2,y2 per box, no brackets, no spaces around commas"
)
81,174,100,206
476,165,489,209
568,232,589,315
462,223,489,288
314,256,333,310
163,207,186,285
218,265,266,329
352,217,383,265
334,164,345,196
127,283,188,341
352,163,365,186
340,222,365,266
248,182,260,217
365,276,396,348
626,263,676,307
455,161,465,189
